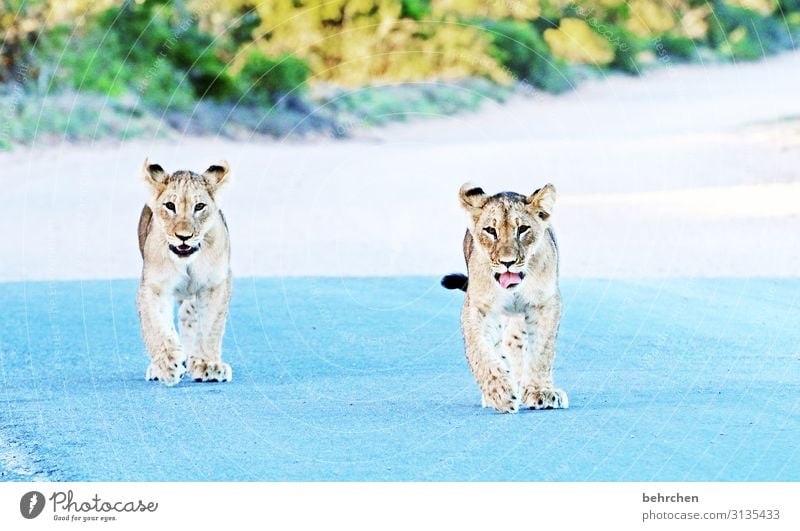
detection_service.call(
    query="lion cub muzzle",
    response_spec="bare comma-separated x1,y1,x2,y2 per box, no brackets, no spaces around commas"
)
169,230,200,257
495,270,525,289
493,257,526,289
169,242,200,257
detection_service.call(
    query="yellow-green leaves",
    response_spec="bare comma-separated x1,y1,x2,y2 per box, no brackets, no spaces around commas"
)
544,18,614,65
626,0,676,37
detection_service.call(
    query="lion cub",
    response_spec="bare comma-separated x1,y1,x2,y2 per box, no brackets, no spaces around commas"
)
137,159,233,386
442,183,568,413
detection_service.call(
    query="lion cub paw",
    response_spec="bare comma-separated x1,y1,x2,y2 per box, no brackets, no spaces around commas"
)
523,387,569,410
145,355,186,386
481,375,521,414
188,359,232,383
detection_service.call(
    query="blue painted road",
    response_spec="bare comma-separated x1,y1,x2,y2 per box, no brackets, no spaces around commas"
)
1,277,798,481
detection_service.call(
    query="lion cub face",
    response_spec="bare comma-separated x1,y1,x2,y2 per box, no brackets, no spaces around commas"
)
143,159,229,259
459,183,556,289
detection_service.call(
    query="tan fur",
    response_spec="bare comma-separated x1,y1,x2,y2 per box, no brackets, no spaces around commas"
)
137,159,233,386
456,183,567,413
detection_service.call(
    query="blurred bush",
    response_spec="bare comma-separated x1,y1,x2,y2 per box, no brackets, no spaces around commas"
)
625,0,676,36
1,0,799,147
544,18,615,65
707,0,794,59
235,50,310,103
2,0,311,108
233,0,509,86
482,19,575,93
4,0,799,96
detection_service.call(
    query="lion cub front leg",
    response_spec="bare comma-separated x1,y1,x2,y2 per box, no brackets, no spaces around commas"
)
186,275,232,383
522,300,568,409
178,297,199,362
463,305,521,413
138,285,186,386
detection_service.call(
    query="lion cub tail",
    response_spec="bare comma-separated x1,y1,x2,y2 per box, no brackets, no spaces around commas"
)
441,273,468,292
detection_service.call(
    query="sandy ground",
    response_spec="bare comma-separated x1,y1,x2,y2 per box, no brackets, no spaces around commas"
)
1,52,799,281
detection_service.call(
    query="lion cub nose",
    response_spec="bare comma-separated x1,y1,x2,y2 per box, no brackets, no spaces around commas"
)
176,232,193,242
500,259,516,268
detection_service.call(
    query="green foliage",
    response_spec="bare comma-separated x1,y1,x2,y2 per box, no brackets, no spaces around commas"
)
227,3,262,45
30,0,309,109
708,1,794,60
400,0,431,20
237,51,310,103
95,0,239,101
40,19,195,108
602,25,643,74
483,20,574,93
657,34,698,61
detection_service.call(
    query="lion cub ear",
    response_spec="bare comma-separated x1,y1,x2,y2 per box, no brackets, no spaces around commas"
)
143,158,168,190
527,183,556,221
203,160,230,189
459,183,488,212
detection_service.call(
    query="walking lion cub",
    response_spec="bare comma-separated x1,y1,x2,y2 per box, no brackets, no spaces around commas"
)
137,159,233,386
442,183,568,413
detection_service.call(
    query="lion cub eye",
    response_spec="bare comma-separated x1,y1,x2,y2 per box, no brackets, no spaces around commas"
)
194,203,206,212
483,227,497,238
517,225,530,236
164,202,176,212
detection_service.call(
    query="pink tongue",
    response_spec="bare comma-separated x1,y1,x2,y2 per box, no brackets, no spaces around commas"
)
499,272,522,289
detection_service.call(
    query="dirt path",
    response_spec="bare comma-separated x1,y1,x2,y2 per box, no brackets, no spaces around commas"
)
1,52,799,281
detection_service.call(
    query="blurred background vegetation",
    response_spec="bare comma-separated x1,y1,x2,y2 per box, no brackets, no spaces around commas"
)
1,0,799,148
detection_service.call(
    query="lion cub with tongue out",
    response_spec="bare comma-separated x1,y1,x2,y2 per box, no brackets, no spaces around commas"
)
442,183,568,413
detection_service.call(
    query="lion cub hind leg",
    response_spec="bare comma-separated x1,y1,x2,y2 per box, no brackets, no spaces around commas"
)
186,277,233,383
522,301,568,410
